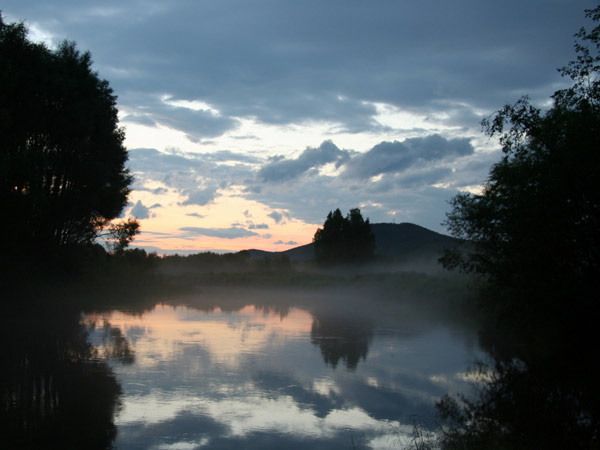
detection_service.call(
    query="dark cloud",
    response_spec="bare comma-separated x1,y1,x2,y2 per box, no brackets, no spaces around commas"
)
130,200,153,219
120,113,156,127
244,169,461,232
128,148,260,202
274,240,298,246
128,148,203,173
4,0,590,137
131,103,238,142
206,150,261,164
342,134,474,179
248,223,269,230
128,148,258,173
133,186,170,195
268,211,290,224
229,135,477,230
179,227,259,239
138,230,172,237
390,167,454,189
253,135,473,189
127,136,482,233
186,212,205,219
258,140,349,182
179,187,218,206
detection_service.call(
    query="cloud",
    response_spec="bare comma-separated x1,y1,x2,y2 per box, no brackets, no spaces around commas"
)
206,150,261,164
179,227,259,239
230,135,478,230
139,230,172,237
186,212,205,219
268,211,290,224
248,223,269,230
128,148,260,175
130,200,154,219
180,187,219,206
341,135,473,180
122,97,239,141
132,1,585,132
121,113,156,127
274,240,298,246
134,186,170,195
258,140,349,182
10,0,589,141
244,164,463,232
128,148,259,206
7,0,587,245
126,135,484,234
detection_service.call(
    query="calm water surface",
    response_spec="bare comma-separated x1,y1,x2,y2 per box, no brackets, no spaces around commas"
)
82,289,482,449
1,285,482,449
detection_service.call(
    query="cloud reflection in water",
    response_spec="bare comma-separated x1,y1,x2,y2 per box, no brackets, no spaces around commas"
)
83,301,480,449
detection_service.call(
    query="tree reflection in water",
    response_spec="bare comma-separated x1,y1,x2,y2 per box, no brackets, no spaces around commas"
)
310,310,373,370
0,303,130,449
437,313,600,450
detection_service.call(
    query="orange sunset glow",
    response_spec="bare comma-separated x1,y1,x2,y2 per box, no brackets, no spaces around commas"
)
123,164,322,254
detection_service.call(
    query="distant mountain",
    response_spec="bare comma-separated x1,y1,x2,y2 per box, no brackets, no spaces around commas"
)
246,223,462,263
369,223,461,261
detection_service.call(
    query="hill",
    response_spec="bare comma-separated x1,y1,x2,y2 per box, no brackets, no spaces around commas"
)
369,223,461,261
247,223,462,263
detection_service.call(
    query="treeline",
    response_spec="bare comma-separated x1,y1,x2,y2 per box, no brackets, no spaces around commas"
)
158,250,292,273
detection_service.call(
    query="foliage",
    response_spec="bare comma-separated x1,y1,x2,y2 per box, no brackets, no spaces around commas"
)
112,247,159,270
437,357,599,450
439,6,600,450
0,15,135,253
103,219,141,254
160,250,254,272
1,303,123,449
313,208,375,264
442,7,600,320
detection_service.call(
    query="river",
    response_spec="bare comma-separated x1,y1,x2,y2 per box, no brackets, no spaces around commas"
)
1,280,482,449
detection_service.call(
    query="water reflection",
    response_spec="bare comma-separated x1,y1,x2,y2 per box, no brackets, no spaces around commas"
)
0,304,125,449
0,282,481,450
85,305,313,369
310,312,373,370
81,295,481,450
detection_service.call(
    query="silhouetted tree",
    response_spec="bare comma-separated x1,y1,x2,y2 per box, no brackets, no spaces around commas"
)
442,8,600,322
103,219,141,254
439,6,600,450
0,16,136,253
313,208,375,264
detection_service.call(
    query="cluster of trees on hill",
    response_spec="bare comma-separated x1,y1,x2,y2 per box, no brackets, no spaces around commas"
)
0,15,137,258
313,208,375,264
438,6,600,450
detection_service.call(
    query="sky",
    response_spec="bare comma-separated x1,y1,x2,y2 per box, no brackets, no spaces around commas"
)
2,0,596,254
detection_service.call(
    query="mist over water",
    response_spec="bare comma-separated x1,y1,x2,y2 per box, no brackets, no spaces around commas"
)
1,272,481,449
